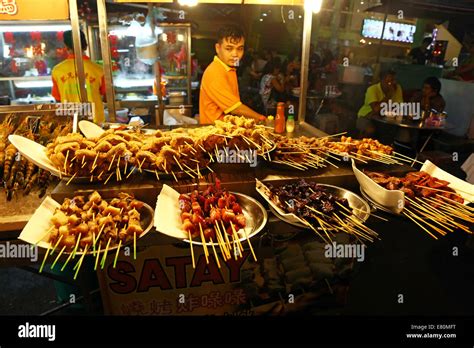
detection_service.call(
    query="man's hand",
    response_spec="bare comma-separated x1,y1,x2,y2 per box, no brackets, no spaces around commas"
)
232,103,266,123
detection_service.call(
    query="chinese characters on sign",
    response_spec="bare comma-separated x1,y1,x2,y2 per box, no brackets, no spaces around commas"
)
0,0,18,15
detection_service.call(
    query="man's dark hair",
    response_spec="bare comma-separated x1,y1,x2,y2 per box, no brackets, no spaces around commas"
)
424,76,442,94
217,25,245,44
380,68,396,79
422,37,433,45
63,30,87,51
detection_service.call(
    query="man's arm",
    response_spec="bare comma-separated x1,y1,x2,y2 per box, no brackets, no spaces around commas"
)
233,103,266,122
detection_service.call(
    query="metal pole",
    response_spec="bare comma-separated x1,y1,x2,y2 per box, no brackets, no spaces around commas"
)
298,7,313,124
97,0,116,122
69,0,87,103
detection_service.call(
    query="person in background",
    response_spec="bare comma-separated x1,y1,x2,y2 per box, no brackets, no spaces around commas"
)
411,76,446,112
408,37,433,65
199,25,266,124
259,57,285,114
357,69,403,136
51,30,106,124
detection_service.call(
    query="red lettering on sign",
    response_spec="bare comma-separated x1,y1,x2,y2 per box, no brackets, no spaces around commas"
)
137,259,172,292
224,250,250,282
190,254,225,287
108,261,137,294
165,256,192,289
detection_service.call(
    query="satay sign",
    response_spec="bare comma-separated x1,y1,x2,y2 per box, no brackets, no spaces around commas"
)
98,245,252,315
0,0,68,20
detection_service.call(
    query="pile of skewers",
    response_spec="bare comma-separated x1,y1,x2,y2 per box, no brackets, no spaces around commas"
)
271,134,336,170
178,180,257,268
39,191,147,278
46,131,140,184
364,170,473,239
1,115,69,200
261,179,379,243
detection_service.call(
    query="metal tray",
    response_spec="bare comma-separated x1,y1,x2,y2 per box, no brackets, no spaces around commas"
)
257,180,370,230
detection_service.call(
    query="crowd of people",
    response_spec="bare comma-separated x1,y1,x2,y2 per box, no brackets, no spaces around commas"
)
237,45,341,115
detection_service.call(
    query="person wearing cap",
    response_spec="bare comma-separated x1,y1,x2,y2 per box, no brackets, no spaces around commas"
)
199,25,266,124
51,30,106,124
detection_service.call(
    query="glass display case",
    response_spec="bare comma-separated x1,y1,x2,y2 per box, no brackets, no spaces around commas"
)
0,22,72,105
158,23,192,106
96,22,192,109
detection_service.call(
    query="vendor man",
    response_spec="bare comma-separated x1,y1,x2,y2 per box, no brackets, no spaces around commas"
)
51,30,106,124
199,25,266,124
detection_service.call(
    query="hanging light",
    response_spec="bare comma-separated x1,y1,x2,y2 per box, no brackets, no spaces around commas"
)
304,0,323,13
178,0,198,6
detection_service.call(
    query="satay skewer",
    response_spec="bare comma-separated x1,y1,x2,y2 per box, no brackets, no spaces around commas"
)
402,209,439,239
73,245,88,280
209,239,221,268
100,238,112,269
66,172,77,186
64,150,69,172
50,234,64,255
39,244,51,273
71,233,82,258
113,240,122,268
94,242,101,270
50,245,66,270
198,223,209,264
188,231,195,268
108,153,117,171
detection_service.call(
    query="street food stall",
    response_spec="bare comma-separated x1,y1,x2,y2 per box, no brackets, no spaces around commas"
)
0,1,473,342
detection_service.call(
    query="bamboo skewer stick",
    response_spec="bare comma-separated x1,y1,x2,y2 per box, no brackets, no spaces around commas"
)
39,244,51,273
113,240,122,268
51,245,66,270
73,245,88,280
71,233,82,258
209,238,221,268
91,153,99,172
414,185,472,199
64,150,69,172
50,234,64,256
402,209,438,239
104,172,115,185
199,223,209,264
434,195,474,212
214,223,230,260
66,172,77,185
100,238,111,269
94,243,101,270
60,248,75,271
107,153,116,172
405,207,447,236
188,231,196,268
230,222,244,253
392,151,424,165
133,232,137,260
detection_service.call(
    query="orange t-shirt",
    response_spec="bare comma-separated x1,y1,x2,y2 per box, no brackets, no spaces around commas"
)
199,56,242,124
51,54,106,124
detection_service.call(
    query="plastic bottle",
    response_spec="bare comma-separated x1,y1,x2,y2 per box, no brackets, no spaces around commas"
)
275,102,286,134
286,115,295,133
